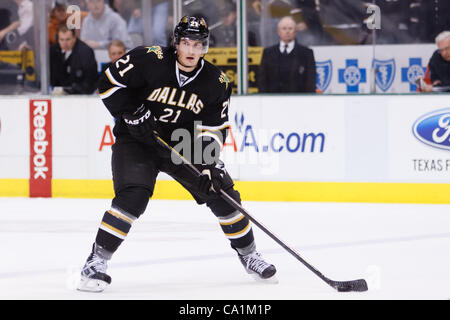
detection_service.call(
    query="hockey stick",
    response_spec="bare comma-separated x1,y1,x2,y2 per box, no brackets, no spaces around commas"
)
154,135,368,292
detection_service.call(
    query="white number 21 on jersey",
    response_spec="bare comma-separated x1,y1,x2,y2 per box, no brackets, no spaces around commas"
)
115,55,134,77
221,100,229,118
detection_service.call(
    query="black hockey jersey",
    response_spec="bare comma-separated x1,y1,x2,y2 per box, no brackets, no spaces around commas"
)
98,45,231,154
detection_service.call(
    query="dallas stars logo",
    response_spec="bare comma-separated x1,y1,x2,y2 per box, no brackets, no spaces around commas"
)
145,46,163,60
219,72,229,89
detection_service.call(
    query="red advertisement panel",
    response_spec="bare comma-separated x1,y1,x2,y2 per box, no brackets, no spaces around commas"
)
29,100,52,197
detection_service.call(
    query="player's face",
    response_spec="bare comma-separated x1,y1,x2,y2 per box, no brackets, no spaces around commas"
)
58,31,76,52
176,38,203,71
437,38,450,61
109,45,126,63
277,18,296,43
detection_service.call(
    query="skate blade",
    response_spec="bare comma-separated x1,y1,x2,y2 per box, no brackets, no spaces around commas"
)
77,276,109,292
250,273,279,284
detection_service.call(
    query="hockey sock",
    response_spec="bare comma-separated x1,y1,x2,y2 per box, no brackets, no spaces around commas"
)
95,207,136,256
218,210,255,255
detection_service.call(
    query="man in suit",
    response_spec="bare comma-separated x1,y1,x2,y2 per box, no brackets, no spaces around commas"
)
258,16,316,93
50,25,98,94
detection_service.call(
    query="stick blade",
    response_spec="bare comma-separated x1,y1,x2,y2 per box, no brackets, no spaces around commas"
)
329,279,368,292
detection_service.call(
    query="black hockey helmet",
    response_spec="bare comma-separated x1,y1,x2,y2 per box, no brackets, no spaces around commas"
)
173,16,210,54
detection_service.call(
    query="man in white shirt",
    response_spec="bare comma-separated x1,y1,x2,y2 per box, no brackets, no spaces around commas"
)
80,0,133,49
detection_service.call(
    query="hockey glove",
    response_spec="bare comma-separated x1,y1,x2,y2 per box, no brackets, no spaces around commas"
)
122,105,159,146
197,162,229,195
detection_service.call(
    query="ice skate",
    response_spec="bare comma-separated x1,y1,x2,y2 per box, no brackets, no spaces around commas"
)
238,251,277,283
77,244,111,292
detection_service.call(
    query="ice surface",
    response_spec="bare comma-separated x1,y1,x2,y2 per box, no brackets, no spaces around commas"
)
0,198,449,300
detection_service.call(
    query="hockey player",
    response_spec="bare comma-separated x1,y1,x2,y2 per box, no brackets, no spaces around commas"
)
77,16,277,292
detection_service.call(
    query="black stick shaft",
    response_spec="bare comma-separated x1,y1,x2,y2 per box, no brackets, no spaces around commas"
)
156,136,331,285
218,189,332,284
155,136,367,291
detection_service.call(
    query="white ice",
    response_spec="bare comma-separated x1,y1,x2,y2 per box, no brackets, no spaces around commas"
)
1,197,449,300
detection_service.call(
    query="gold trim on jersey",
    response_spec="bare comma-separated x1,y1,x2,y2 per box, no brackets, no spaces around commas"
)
105,68,126,88
99,86,121,99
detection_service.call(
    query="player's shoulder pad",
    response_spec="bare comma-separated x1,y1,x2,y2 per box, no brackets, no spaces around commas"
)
202,59,231,91
126,45,169,64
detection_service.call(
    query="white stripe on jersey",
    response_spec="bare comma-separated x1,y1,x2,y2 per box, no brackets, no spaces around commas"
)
197,131,223,149
218,212,245,225
175,59,204,87
105,68,127,88
196,121,230,132
99,86,122,99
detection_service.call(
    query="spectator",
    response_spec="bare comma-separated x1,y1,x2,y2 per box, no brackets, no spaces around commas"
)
0,0,33,50
319,0,367,45
149,0,170,47
110,0,137,23
80,0,133,49
0,0,18,50
371,0,412,44
72,0,89,11
416,0,450,43
183,0,220,28
101,39,126,73
258,16,316,93
421,31,450,92
49,1,88,45
252,0,288,47
50,25,98,95
210,1,257,47
49,2,68,45
290,0,326,46
122,0,170,47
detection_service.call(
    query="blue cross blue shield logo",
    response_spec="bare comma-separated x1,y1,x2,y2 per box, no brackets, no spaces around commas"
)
372,59,396,92
338,59,366,93
401,58,426,92
316,60,332,92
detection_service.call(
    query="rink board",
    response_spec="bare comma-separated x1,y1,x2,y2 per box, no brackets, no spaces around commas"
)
0,94,449,202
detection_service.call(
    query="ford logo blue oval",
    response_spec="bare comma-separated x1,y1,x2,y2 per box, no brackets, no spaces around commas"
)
412,109,450,150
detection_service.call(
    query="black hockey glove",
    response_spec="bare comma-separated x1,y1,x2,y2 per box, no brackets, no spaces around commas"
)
197,162,229,195
122,105,159,146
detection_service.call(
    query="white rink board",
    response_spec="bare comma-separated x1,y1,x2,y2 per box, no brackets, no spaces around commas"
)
225,95,346,181
0,97,29,179
52,97,115,180
313,44,436,94
388,96,450,181
0,94,450,183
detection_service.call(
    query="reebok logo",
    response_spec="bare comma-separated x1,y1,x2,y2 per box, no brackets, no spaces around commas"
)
29,100,52,197
32,102,49,178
